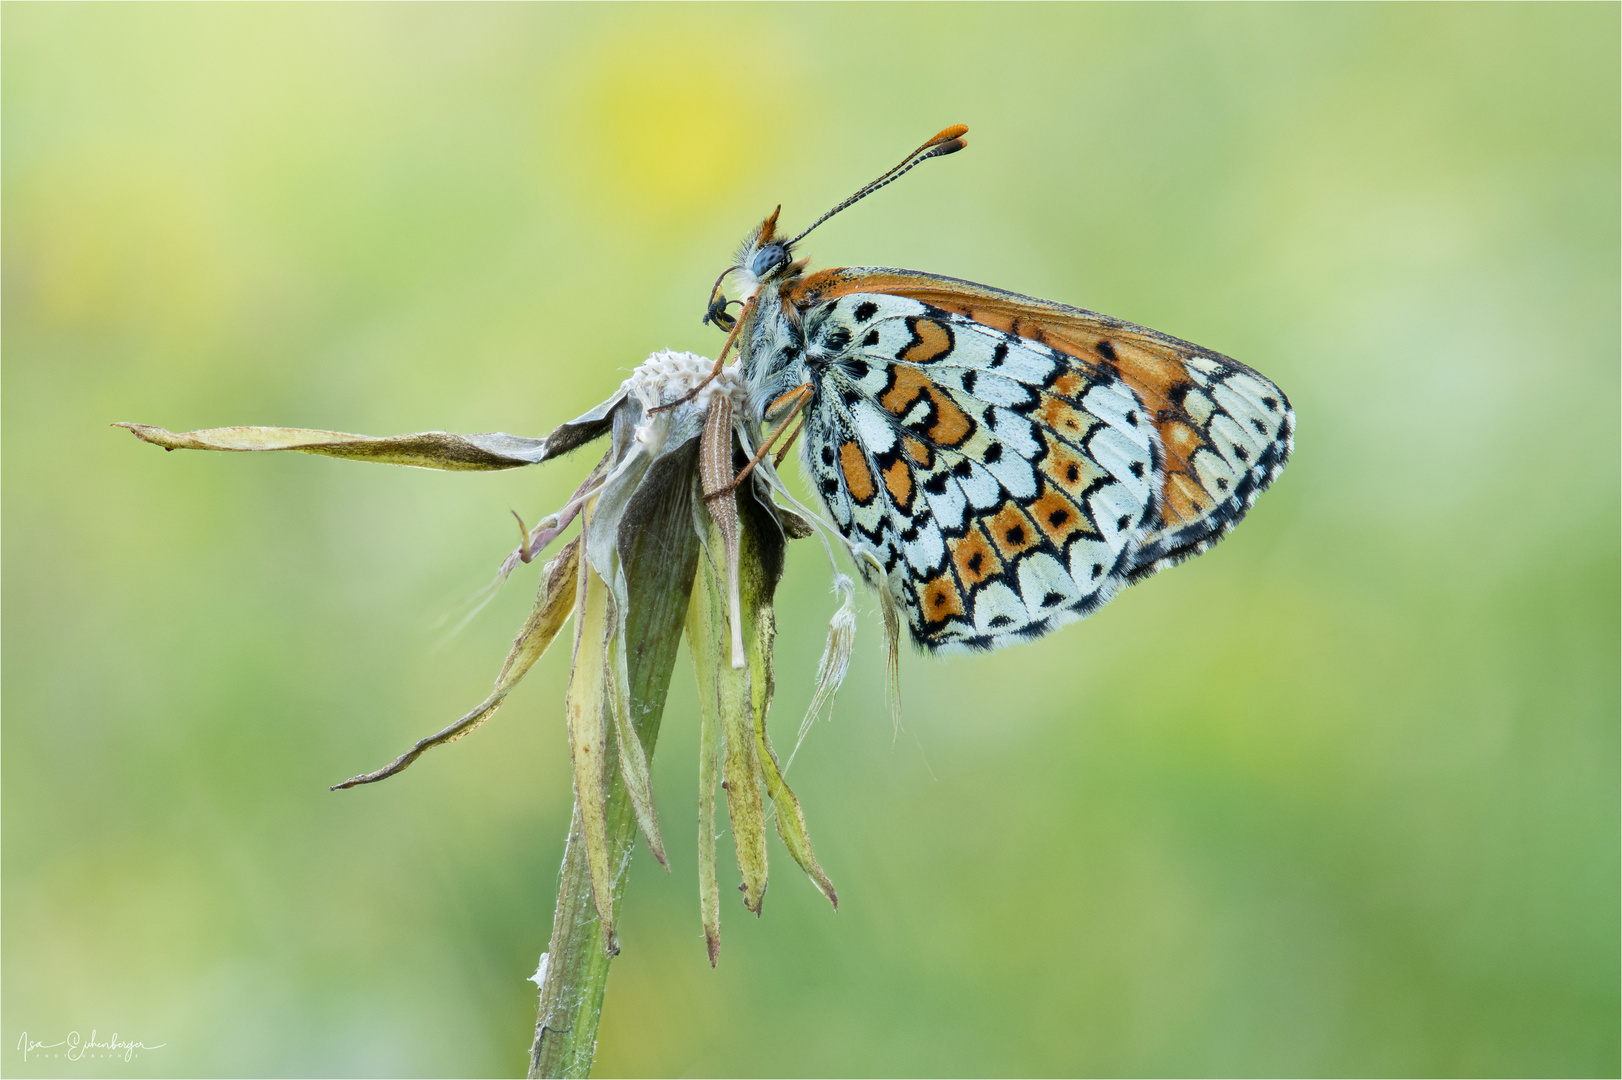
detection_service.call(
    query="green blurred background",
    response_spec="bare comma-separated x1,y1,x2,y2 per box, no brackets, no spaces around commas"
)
4,4,1617,1077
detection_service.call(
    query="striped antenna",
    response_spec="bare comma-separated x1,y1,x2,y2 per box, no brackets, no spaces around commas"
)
788,124,968,246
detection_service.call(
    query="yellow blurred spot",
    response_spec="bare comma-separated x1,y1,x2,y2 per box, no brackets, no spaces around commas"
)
18,142,233,344
560,31,765,224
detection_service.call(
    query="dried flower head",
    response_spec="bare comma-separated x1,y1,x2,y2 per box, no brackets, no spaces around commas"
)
118,348,869,968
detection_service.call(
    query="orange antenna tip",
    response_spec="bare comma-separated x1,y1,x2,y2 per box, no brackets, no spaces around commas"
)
786,125,971,247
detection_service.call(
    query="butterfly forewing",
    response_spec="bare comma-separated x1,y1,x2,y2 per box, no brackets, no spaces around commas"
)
792,269,1295,585
797,290,1167,652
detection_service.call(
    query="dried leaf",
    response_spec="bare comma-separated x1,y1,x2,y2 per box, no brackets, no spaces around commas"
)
578,410,673,870
500,540,585,686
117,423,554,471
754,725,838,910
738,503,837,909
334,537,582,789
687,558,726,965
566,525,617,952
606,620,669,869
691,490,768,915
117,389,625,474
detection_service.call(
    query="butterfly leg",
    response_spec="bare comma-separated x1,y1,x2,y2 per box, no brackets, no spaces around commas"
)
650,297,757,415
772,406,809,469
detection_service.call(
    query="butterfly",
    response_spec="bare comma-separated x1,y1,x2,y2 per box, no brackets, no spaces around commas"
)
699,124,1293,654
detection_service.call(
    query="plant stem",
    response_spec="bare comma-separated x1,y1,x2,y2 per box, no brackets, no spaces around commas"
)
526,775,636,1078
528,443,702,1079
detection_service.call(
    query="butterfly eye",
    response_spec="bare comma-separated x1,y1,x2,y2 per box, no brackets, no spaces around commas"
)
749,242,790,278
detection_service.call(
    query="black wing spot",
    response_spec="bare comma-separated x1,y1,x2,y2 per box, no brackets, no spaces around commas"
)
983,442,1002,463
1006,525,1026,545
923,472,950,495
1116,514,1131,530
821,445,835,465
962,370,978,394
1262,396,1279,411
900,525,920,542
845,359,871,380
1233,445,1249,462
862,329,880,347
1216,477,1229,491
1124,410,1137,426
1168,383,1191,407
1041,591,1066,607
1066,464,1080,483
989,615,1014,628
820,478,838,495
967,552,984,573
854,301,878,322
1095,340,1118,364
1251,417,1268,435
822,327,851,352
990,341,1008,368
1129,461,1145,478
1091,563,1104,578
952,459,974,479
1047,507,1069,527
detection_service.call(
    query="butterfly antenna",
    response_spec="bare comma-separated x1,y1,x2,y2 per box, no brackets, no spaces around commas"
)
788,124,968,246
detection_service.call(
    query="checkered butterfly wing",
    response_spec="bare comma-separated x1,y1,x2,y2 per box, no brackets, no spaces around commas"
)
791,270,1293,653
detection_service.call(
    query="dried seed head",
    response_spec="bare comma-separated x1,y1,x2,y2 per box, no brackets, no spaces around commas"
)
623,349,746,412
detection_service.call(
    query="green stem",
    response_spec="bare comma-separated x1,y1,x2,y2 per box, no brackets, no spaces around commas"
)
526,767,638,1078
528,443,702,1079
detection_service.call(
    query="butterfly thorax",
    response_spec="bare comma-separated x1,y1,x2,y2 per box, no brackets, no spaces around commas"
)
735,269,819,420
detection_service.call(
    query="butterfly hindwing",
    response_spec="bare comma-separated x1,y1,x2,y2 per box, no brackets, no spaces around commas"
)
798,291,1160,652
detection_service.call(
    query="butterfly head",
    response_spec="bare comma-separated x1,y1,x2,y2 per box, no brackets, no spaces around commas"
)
702,124,969,332
701,207,807,331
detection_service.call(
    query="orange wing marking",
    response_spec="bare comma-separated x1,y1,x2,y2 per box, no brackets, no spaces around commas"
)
917,574,965,623
1163,472,1209,525
840,442,876,503
882,457,914,509
1037,431,1104,503
985,502,1042,561
880,367,931,415
1049,370,1088,400
1032,391,1094,445
1029,484,1091,547
879,367,972,449
900,318,954,364
927,390,973,447
948,524,1004,588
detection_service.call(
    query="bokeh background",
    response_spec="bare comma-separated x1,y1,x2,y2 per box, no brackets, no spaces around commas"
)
4,4,1617,1077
